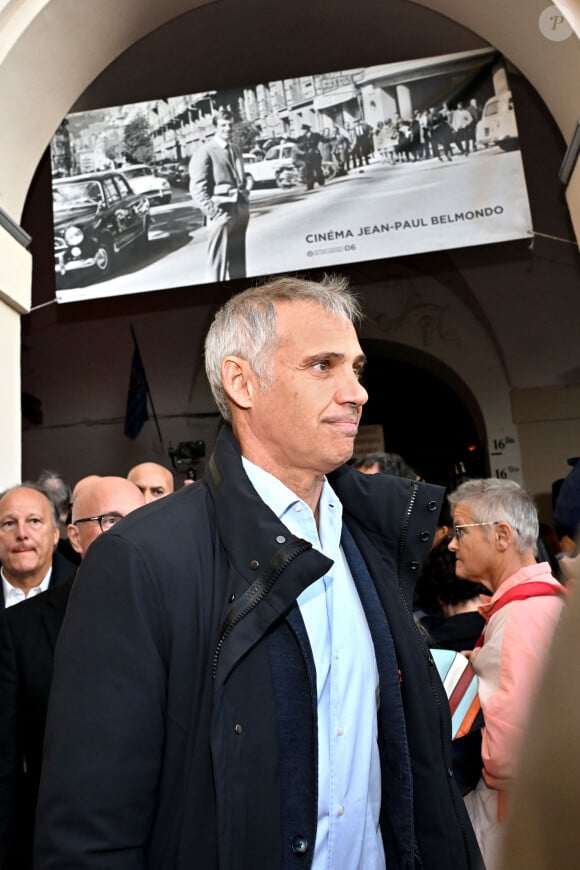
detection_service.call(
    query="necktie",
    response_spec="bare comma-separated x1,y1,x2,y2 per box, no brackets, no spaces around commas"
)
227,144,240,187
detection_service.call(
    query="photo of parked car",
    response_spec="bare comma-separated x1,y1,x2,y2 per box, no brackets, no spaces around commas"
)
119,163,172,204
242,143,303,189
52,171,150,280
171,163,190,188
476,91,519,151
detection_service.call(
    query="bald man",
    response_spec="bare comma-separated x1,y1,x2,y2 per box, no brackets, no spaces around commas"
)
0,477,145,870
68,476,146,557
127,462,174,503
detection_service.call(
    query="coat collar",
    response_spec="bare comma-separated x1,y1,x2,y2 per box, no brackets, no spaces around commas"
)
206,426,332,684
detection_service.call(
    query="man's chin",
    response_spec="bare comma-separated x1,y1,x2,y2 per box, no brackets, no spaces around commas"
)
324,447,355,474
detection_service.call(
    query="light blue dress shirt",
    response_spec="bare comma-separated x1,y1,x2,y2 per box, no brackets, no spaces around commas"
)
242,458,386,870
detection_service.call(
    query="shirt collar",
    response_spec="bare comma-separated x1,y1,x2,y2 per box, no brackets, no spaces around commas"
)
241,456,304,517
241,457,343,555
1,564,53,607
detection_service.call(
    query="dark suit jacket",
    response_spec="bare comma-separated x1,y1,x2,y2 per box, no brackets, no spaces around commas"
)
0,569,74,870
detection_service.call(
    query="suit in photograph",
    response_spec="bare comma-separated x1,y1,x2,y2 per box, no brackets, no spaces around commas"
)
189,139,249,282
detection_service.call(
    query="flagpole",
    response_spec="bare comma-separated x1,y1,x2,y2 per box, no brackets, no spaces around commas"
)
130,324,164,447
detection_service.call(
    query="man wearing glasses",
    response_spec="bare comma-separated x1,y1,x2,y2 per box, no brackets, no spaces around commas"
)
0,477,144,870
447,478,566,870
67,476,146,556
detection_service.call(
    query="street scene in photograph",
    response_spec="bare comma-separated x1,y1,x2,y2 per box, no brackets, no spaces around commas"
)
50,47,532,303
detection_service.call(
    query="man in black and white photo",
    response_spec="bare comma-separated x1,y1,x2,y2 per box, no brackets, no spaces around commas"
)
296,123,328,190
188,108,250,281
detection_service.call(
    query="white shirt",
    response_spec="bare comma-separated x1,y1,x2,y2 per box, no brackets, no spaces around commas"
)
242,458,386,870
2,565,52,608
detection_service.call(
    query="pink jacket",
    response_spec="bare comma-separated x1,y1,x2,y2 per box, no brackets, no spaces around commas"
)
473,562,565,792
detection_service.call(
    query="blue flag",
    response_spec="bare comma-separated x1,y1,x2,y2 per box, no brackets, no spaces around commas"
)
124,341,149,439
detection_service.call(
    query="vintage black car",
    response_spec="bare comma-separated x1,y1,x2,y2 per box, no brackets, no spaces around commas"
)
53,171,150,280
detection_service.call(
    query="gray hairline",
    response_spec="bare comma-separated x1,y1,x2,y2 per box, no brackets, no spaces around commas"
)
448,478,538,553
204,275,363,422
0,483,60,528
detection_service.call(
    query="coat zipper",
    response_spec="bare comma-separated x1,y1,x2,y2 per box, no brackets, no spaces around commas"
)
395,483,475,860
397,481,418,574
212,539,312,679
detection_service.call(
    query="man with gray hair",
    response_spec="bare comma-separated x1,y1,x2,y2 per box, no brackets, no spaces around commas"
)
37,468,80,568
448,478,566,870
0,484,74,608
36,276,481,870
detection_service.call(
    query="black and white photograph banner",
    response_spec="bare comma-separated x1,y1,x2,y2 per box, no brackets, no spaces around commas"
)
50,46,532,304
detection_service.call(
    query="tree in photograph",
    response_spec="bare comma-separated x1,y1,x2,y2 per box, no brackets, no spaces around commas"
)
232,120,260,155
124,114,154,165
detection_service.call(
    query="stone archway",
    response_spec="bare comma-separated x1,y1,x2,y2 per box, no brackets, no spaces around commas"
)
360,338,488,486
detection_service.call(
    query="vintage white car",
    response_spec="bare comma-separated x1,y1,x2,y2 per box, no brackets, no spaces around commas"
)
243,144,302,188
476,91,519,151
120,164,172,205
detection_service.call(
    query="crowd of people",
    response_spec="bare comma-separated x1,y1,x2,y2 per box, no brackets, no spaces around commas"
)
0,463,181,868
0,275,577,870
373,100,482,165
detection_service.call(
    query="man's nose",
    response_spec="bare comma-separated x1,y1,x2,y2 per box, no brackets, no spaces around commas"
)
338,370,368,406
15,520,29,539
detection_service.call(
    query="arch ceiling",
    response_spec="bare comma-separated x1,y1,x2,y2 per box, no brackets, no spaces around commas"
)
0,0,578,224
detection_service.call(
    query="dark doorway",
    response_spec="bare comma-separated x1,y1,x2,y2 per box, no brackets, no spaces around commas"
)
359,344,488,488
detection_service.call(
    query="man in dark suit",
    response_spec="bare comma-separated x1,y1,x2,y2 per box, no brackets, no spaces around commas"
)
0,477,145,869
188,108,250,282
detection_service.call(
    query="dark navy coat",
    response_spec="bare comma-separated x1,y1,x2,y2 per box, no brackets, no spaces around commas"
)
35,426,481,869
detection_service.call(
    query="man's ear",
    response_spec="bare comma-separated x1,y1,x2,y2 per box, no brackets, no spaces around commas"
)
221,356,256,412
67,523,83,556
495,522,512,552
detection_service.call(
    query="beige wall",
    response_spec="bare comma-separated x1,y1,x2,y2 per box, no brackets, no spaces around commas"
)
0,230,30,488
0,299,23,489
512,385,580,520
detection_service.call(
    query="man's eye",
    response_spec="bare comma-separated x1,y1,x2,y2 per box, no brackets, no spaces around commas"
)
313,361,329,372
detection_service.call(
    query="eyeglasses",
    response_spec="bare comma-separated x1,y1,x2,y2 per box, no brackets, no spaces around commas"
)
452,521,520,541
73,513,124,532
